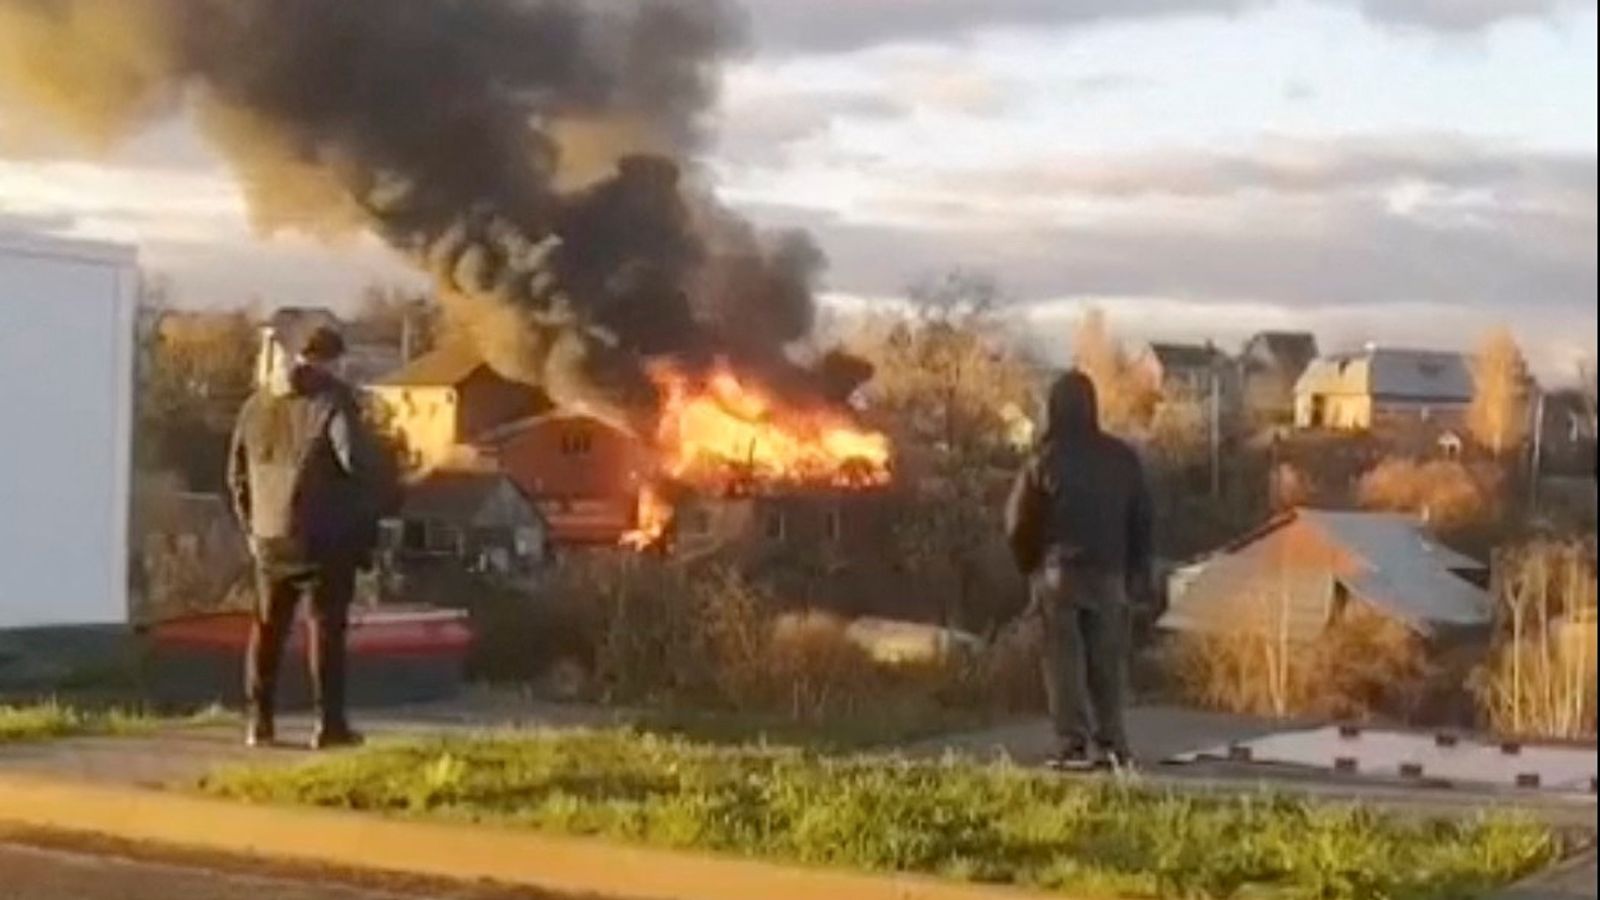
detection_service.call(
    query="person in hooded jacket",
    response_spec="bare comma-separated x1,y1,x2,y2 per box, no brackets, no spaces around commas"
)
1005,370,1153,771
228,325,394,749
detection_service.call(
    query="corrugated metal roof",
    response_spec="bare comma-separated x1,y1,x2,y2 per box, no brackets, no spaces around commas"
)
1299,510,1491,629
1162,509,1492,638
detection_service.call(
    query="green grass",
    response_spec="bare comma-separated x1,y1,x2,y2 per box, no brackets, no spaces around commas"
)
630,703,995,751
201,731,1561,899
0,702,229,744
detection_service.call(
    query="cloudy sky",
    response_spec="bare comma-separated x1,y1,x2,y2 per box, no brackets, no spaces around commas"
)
2,0,1596,379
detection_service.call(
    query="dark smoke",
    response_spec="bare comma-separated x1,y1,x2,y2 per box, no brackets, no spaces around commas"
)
0,0,840,430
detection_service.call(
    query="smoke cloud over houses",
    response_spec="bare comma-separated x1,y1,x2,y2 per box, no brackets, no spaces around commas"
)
0,0,834,429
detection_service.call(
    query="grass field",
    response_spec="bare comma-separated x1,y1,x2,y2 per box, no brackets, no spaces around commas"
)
201,730,1561,899
0,702,159,743
0,702,226,743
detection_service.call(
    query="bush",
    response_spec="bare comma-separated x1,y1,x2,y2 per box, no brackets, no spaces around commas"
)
1165,599,1431,721
1357,458,1499,529
1475,540,1597,739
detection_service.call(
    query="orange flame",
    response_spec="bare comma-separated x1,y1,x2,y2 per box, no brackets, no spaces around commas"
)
620,483,673,552
619,360,892,549
654,360,891,489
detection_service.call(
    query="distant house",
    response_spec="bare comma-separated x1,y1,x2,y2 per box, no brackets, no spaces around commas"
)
1161,508,1492,643
383,471,548,577
671,488,1019,625
255,307,404,391
1239,331,1319,425
1536,389,1598,477
1136,341,1236,399
480,411,650,547
369,343,549,471
1294,346,1473,431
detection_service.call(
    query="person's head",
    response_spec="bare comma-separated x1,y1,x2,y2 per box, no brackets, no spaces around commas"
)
1043,369,1100,443
295,325,346,371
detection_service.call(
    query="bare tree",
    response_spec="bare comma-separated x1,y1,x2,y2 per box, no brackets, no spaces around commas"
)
1468,327,1532,458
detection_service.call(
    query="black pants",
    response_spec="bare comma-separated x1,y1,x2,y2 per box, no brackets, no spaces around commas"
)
246,561,356,729
1035,565,1131,754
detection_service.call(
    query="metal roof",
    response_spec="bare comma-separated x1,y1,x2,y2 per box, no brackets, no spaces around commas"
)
1161,509,1492,638
1300,510,1492,629
1296,348,1473,402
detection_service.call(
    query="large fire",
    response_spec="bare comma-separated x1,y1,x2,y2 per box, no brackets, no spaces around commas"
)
620,360,892,550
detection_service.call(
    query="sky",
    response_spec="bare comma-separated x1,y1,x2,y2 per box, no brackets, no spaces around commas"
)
1,0,1596,380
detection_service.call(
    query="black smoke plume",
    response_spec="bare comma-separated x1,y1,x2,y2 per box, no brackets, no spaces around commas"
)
0,0,841,429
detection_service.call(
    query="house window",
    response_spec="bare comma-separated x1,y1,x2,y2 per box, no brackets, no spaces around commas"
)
764,510,787,542
560,430,594,456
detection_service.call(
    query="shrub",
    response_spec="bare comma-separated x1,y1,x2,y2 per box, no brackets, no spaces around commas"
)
1357,458,1499,529
1165,597,1430,721
1475,539,1597,739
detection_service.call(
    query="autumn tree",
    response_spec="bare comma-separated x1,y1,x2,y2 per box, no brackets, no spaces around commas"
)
1468,327,1532,458
136,304,259,491
1070,307,1160,436
846,270,1038,630
850,270,1037,464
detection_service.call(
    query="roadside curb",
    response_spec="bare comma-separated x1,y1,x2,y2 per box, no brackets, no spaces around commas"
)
0,771,1055,900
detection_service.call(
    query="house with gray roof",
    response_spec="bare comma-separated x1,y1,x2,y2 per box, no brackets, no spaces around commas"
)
1240,331,1319,424
1160,508,1491,644
1293,346,1474,431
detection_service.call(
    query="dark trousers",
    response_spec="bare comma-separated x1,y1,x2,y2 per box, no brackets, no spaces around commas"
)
246,560,356,729
1035,565,1131,754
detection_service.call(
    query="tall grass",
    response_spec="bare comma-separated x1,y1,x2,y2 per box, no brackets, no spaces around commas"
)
1476,540,1597,740
497,558,1038,744
1165,598,1431,721
203,730,1560,900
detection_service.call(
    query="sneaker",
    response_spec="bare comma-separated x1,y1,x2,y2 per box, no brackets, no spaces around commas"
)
1100,747,1138,775
244,718,275,749
310,724,364,751
1046,742,1098,773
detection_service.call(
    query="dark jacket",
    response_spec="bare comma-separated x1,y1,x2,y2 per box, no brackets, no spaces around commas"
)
1005,371,1153,584
228,365,393,566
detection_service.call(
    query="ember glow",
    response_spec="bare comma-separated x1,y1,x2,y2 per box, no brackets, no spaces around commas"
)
619,360,892,549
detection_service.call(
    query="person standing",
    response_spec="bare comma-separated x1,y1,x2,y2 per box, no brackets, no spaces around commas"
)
1005,370,1153,771
228,325,390,749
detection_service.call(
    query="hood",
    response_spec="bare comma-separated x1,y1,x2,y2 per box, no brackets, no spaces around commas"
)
1042,370,1100,444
